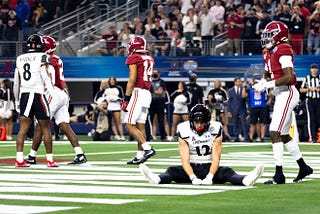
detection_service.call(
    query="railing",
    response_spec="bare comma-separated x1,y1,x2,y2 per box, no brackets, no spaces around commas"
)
0,38,316,57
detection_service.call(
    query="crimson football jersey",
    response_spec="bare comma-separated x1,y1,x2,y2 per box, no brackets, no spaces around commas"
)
262,43,297,85
125,54,154,90
49,54,65,90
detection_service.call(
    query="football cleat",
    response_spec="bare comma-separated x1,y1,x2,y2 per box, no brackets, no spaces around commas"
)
67,154,87,165
242,165,264,186
25,155,36,164
293,165,313,183
127,157,141,165
15,160,30,168
127,149,156,164
139,163,160,184
264,172,286,184
47,161,59,168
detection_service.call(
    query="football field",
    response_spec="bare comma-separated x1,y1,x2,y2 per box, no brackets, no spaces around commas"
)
0,139,319,214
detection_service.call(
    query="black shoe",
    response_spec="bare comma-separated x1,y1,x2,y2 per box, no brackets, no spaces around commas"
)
293,165,313,182
127,157,142,164
25,155,36,164
264,172,286,184
127,149,156,165
67,154,87,165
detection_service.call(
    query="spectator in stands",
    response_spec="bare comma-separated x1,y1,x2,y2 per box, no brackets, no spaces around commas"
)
39,0,59,25
180,0,193,15
224,7,244,56
241,7,260,55
289,5,306,55
151,18,164,38
170,81,191,140
63,0,81,14
169,30,186,56
3,18,19,56
186,28,202,56
182,8,198,42
199,4,215,55
168,4,180,21
105,76,125,141
187,73,204,109
155,3,166,20
274,3,292,27
117,26,134,56
90,25,118,56
80,18,96,46
0,79,14,140
307,11,320,55
227,77,247,142
144,16,155,32
209,0,225,35
144,28,157,55
132,17,143,36
258,9,272,34
154,31,170,56
167,19,180,40
91,100,111,141
15,0,30,30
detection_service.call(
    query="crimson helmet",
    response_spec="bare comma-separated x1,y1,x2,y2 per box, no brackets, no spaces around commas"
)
27,34,46,52
189,104,211,136
261,21,289,49
127,36,148,55
43,35,56,53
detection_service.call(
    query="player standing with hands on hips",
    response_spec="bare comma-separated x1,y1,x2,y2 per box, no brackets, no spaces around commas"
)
121,36,156,164
253,21,313,184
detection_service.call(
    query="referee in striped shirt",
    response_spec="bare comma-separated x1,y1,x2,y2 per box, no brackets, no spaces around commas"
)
300,63,320,143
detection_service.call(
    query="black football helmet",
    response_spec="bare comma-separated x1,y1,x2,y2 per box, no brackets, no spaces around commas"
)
189,104,211,135
27,34,46,52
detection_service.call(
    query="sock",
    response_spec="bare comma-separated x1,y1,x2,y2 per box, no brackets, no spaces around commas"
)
46,153,53,162
296,158,307,168
275,165,283,174
136,151,144,159
29,149,37,157
284,139,302,161
272,142,284,166
16,152,23,162
74,147,83,155
142,142,151,150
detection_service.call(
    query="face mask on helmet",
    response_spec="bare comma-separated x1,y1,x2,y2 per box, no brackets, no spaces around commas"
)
260,21,288,49
189,104,211,135
27,34,46,52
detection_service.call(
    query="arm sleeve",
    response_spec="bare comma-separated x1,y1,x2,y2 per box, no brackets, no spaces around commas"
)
13,68,20,101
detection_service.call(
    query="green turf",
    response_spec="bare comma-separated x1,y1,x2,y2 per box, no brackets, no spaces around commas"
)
0,137,319,214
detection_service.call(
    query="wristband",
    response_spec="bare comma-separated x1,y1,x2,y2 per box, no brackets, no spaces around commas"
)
124,95,131,101
189,174,196,181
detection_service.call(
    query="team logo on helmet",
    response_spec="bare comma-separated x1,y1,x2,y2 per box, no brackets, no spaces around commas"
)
127,36,148,55
261,21,289,49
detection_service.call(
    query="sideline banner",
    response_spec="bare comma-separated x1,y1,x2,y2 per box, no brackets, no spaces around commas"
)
0,56,318,81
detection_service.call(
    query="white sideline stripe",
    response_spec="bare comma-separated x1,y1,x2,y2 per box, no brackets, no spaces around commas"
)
0,195,143,205
0,183,221,195
0,204,79,214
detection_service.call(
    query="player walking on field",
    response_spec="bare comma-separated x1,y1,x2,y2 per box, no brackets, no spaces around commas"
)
253,21,313,184
25,35,87,165
121,36,156,164
13,34,58,167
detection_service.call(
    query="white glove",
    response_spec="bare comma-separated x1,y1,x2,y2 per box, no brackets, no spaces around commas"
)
190,174,202,185
202,173,213,185
253,79,275,92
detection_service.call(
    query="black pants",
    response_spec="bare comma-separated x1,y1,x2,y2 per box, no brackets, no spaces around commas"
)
159,163,244,185
306,98,320,141
149,100,166,139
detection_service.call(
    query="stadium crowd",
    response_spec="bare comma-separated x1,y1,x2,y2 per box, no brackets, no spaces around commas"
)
85,0,320,56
